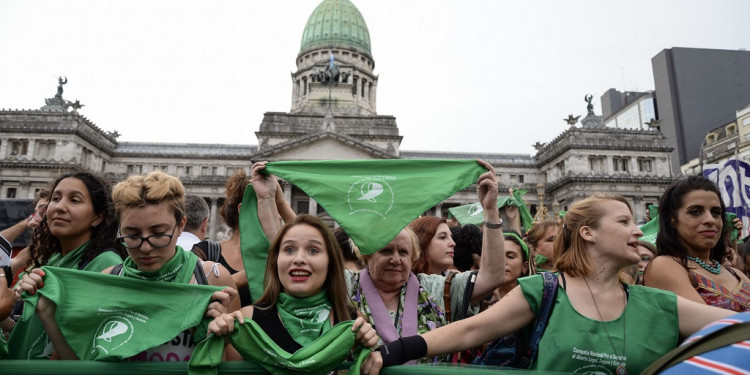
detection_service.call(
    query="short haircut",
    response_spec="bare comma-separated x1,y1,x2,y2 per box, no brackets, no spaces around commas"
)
184,193,210,231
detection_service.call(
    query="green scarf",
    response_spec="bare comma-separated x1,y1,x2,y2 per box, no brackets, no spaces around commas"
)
6,241,91,359
276,292,332,346
448,190,534,232
265,159,485,255
189,318,368,375
19,266,220,360
511,188,535,233
121,247,197,283
639,213,660,245
534,254,549,268
238,184,271,303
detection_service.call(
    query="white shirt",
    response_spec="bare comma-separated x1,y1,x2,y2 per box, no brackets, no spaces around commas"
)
176,232,201,251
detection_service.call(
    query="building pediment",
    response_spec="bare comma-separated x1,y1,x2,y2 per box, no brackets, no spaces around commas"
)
253,131,395,160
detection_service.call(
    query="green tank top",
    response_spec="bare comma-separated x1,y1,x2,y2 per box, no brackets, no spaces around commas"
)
518,274,679,374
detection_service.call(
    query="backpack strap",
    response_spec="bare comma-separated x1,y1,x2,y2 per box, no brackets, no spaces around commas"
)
524,272,559,366
110,264,124,276
457,270,479,321
193,261,209,285
443,271,458,322
207,241,222,263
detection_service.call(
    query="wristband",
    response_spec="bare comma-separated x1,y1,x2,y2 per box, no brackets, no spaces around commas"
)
483,219,503,229
377,335,428,367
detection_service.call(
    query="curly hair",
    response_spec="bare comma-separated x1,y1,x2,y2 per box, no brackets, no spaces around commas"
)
409,216,447,274
29,172,124,269
656,176,727,269
220,169,251,230
450,224,482,272
112,171,186,224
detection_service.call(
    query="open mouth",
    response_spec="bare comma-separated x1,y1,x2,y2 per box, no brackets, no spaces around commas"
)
290,269,311,281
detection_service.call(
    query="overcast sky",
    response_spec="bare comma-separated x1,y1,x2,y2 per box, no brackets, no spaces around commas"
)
1,0,749,155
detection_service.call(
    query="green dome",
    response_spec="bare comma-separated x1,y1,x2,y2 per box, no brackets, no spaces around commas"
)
299,0,371,57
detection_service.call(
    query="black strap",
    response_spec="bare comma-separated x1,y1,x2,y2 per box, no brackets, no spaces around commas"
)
192,240,222,263
456,270,478,321
110,264,124,275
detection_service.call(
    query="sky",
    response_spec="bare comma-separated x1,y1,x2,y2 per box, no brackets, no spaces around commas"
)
1,0,749,156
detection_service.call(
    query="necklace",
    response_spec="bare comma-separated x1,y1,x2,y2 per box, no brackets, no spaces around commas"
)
583,277,627,375
687,256,722,274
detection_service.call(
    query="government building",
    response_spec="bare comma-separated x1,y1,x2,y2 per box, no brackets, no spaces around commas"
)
0,0,674,240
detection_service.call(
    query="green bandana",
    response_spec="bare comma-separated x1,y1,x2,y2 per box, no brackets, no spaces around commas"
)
238,184,271,303
121,247,197,283
534,254,549,268
265,159,485,255
276,292,332,346
639,213,659,245
449,190,534,232
189,318,368,375
46,241,90,269
19,266,220,360
511,188,535,233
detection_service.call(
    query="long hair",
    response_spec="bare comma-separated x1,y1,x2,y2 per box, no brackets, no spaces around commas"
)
656,176,727,268
255,214,353,323
220,169,250,230
555,194,632,277
451,224,482,272
29,172,124,269
526,221,560,249
409,216,446,274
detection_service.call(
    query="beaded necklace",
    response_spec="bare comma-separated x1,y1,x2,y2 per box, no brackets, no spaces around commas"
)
687,256,722,275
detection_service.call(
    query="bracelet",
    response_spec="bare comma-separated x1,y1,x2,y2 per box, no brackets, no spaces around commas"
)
483,219,503,229
0,274,5,278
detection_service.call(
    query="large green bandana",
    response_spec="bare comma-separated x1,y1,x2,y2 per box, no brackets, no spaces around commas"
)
188,318,368,375
276,292,332,346
19,266,220,360
265,160,486,254
121,247,197,283
238,184,271,303
639,214,659,245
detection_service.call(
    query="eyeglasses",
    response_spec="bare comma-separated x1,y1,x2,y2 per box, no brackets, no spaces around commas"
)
117,225,178,250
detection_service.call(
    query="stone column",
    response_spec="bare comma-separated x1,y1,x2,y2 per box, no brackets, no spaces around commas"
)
209,197,219,240
434,203,442,218
309,196,318,216
283,183,292,204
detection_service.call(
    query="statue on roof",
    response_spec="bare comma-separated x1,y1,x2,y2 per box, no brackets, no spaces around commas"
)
584,94,594,115
56,76,68,99
564,114,580,126
66,99,85,112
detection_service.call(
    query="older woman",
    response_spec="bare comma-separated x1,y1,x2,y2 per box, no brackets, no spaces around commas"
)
363,194,734,374
645,176,750,311
345,160,504,364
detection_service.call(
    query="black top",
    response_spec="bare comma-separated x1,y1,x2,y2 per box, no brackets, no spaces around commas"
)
252,304,303,353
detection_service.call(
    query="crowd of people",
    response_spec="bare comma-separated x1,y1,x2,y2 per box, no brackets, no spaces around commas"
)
1,161,749,374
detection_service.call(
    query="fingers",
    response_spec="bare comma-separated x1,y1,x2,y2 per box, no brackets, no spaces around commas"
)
221,287,238,304
362,351,384,375
19,268,45,297
352,317,379,349
207,313,241,336
476,159,494,173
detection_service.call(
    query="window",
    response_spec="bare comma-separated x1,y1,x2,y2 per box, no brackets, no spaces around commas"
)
589,156,605,173
135,165,143,174
36,141,55,159
510,174,518,184
518,175,524,184
177,166,184,175
6,188,16,198
185,166,192,175
638,158,653,172
152,165,160,171
297,201,309,214
212,167,218,175
81,148,92,166
202,166,209,176
127,164,134,174
556,161,565,176
226,167,235,176
728,125,737,135
10,140,28,156
743,117,750,127
613,157,629,172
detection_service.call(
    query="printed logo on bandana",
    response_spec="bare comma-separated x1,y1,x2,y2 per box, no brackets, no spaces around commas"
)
27,332,54,359
347,176,395,219
467,203,483,216
92,308,147,354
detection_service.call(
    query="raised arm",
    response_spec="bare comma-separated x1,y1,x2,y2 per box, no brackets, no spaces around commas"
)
470,159,505,303
0,219,28,244
250,161,282,241
275,180,297,224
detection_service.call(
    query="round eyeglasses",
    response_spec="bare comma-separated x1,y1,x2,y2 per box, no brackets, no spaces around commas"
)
117,225,178,250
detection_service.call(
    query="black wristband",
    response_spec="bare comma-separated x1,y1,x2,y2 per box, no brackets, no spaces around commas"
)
377,336,428,367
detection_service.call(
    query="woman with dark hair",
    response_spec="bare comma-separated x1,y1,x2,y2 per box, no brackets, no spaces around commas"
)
205,214,377,367
362,194,733,375
450,224,482,272
9,171,125,359
499,230,534,297
410,216,456,275
645,176,750,311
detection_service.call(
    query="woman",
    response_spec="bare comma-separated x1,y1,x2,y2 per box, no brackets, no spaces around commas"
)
498,231,534,298
635,240,655,285
345,160,505,365
450,224,482,272
645,176,750,311
10,172,125,359
410,216,456,275
526,221,559,272
205,214,377,365
362,194,734,375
